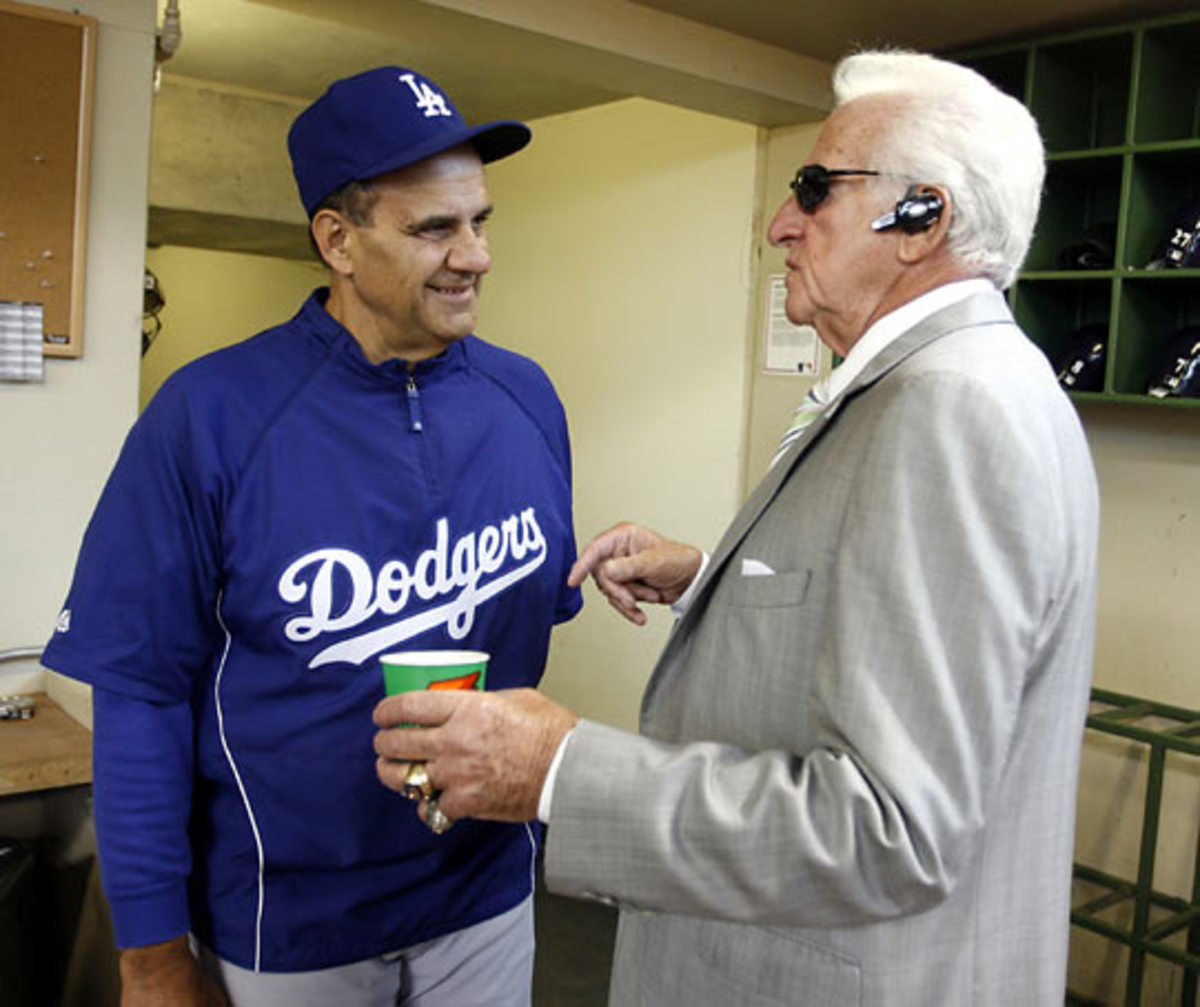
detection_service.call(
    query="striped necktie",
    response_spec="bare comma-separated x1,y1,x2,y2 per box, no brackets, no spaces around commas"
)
769,384,828,469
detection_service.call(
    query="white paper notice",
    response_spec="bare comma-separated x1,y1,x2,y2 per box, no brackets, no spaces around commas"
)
763,274,820,376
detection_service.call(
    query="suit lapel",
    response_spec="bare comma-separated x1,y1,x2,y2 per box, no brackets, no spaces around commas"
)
662,289,1014,651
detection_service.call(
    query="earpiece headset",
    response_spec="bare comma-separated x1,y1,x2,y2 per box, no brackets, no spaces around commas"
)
871,185,944,234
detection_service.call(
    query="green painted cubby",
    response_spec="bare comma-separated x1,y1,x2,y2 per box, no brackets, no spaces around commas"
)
953,11,1200,407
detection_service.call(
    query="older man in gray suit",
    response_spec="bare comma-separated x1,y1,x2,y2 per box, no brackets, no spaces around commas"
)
375,50,1099,1005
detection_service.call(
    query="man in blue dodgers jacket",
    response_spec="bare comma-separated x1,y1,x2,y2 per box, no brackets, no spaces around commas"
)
43,67,581,1006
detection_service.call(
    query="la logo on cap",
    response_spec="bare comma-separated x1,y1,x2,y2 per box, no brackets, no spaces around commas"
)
399,72,452,118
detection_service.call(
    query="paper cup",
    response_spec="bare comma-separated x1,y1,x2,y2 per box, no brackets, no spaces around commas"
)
380,650,489,696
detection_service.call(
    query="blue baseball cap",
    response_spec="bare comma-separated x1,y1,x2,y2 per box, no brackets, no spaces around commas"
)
288,66,531,217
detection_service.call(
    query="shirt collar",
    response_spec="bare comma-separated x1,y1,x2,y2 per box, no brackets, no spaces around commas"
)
814,278,996,404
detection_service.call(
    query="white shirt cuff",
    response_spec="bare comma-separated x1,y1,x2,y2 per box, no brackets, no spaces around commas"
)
669,550,710,618
537,725,577,823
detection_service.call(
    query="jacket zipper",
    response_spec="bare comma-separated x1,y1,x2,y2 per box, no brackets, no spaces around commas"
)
405,372,440,497
406,375,424,433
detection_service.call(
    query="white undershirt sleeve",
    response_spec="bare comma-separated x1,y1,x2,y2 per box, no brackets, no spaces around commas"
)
670,551,710,618
537,725,577,823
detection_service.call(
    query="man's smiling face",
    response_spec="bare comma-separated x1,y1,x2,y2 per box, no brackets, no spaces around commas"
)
337,145,494,364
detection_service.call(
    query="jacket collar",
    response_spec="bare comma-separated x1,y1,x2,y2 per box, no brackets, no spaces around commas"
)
299,288,469,384
663,288,1014,649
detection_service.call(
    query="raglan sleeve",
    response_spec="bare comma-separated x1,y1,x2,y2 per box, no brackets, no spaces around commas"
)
42,378,225,701
470,339,583,624
41,377,226,947
548,385,583,625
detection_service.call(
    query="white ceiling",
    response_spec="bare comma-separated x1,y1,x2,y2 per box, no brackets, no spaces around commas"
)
161,0,1198,124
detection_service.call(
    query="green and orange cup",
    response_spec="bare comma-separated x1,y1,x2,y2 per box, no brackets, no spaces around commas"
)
380,649,489,697
380,650,489,821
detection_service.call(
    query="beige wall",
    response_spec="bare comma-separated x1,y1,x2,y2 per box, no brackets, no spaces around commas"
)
1083,406,1200,706
149,77,307,226
743,120,826,488
1069,405,1200,1000
0,0,156,724
140,246,323,408
482,98,760,728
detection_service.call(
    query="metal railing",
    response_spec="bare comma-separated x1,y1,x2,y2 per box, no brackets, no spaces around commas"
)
1071,688,1200,1006
0,647,44,664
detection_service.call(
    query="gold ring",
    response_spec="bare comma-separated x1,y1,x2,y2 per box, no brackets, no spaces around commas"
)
425,797,453,835
402,762,435,802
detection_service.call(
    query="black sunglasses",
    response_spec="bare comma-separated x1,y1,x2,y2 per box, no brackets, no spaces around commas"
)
790,164,881,213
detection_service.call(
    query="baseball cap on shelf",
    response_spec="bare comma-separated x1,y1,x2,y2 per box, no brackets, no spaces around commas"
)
1146,200,1200,269
1147,326,1200,399
1054,322,1108,393
288,66,531,217
1057,222,1116,271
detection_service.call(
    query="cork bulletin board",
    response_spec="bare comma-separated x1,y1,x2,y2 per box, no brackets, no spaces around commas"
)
0,0,96,358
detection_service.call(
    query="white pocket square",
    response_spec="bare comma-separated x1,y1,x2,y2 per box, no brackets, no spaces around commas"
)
740,558,776,577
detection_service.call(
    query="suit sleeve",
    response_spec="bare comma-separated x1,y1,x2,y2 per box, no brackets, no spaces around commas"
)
545,372,1058,927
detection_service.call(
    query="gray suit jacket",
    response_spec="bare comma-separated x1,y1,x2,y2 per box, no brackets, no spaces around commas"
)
546,290,1099,1005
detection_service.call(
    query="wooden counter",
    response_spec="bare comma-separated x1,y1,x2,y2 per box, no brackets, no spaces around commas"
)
0,692,92,797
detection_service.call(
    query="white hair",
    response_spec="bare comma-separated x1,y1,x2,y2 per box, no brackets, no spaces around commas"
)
833,50,1045,289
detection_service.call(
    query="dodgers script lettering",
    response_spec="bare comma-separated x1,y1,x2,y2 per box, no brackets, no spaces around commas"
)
279,508,547,668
